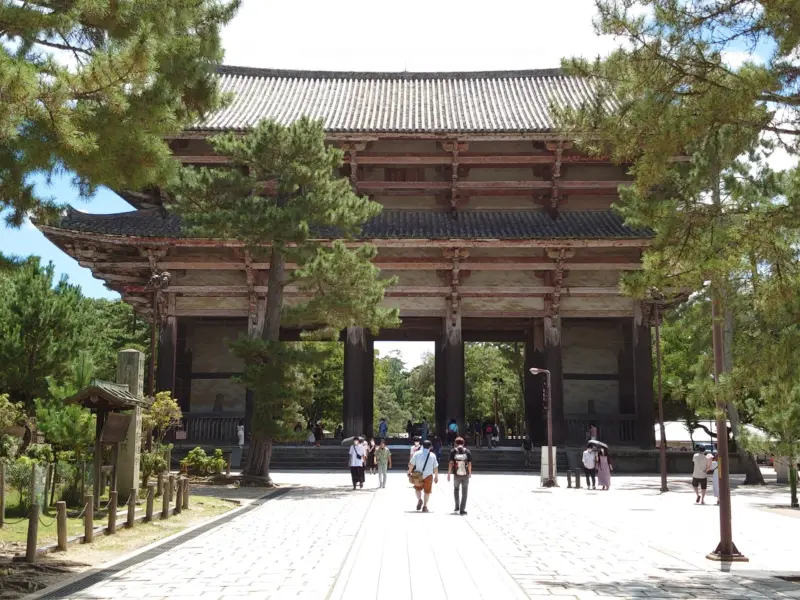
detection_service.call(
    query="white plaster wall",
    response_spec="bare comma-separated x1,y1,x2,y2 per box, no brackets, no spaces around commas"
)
176,296,248,311
188,323,246,372
565,270,623,287
173,270,246,286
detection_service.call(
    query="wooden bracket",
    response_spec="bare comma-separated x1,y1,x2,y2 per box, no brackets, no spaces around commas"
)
440,141,470,211
543,248,573,343
443,248,469,342
340,142,368,183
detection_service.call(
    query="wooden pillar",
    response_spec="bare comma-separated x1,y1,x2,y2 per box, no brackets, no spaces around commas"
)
633,308,656,449
343,327,367,437
93,407,106,510
618,320,636,415
444,337,465,436
362,333,375,438
156,294,177,394
434,338,446,439
524,320,546,444
544,316,565,446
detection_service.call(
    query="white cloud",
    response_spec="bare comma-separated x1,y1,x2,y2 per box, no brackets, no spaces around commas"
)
221,0,616,72
375,341,433,370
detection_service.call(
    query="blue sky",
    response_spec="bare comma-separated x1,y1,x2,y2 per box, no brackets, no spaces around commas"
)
2,176,131,299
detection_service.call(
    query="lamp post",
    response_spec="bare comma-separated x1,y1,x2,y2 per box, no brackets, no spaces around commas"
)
529,367,555,487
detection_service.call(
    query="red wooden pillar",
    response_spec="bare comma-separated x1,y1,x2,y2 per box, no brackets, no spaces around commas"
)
156,293,177,396
524,320,546,444
633,311,656,449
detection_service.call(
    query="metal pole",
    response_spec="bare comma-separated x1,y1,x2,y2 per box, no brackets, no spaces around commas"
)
654,302,669,493
708,289,745,561
546,370,554,486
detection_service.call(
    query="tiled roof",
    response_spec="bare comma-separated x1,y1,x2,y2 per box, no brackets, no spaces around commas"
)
65,379,152,409
190,66,612,133
47,208,651,240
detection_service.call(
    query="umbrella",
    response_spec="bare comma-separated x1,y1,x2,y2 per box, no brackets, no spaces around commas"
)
588,440,609,450
341,436,356,446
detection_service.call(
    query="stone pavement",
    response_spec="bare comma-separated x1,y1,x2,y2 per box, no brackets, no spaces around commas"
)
29,471,800,600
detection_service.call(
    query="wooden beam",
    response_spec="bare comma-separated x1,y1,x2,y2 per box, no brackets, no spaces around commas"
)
83,256,643,272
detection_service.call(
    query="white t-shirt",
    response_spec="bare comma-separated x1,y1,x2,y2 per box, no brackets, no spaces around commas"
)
349,444,365,467
582,449,597,469
692,453,710,479
410,449,438,478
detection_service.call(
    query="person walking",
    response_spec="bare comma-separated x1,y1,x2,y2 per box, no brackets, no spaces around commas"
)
446,418,459,447
597,447,612,490
473,419,482,448
521,435,534,467
408,440,439,512
409,436,422,461
421,418,430,441
448,436,472,515
691,449,712,504
491,422,500,448
582,443,598,489
710,452,720,505
348,437,366,490
366,437,377,475
313,421,323,447
378,417,389,439
406,419,413,438
483,421,493,449
376,439,392,488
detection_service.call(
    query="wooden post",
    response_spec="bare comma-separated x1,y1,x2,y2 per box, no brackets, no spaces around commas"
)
168,474,175,503
29,462,37,509
226,454,231,476
127,489,137,528
108,490,118,534
79,460,86,501
182,478,189,510
343,327,366,437
43,463,53,515
145,484,155,522
56,501,67,551
83,494,94,543
156,472,163,497
175,477,183,514
0,461,5,527
524,322,546,444
93,408,106,510
161,484,169,519
26,502,40,563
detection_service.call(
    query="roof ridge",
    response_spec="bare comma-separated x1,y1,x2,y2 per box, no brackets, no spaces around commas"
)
215,65,567,80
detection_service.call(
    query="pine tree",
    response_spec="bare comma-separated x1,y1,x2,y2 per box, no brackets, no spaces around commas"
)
169,118,399,483
0,0,240,226
556,1,800,485
0,258,88,411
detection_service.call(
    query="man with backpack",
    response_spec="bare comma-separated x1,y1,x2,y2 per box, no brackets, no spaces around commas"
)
408,440,439,512
448,437,472,515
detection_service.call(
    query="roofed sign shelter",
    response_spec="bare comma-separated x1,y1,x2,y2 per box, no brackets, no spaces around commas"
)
40,67,656,449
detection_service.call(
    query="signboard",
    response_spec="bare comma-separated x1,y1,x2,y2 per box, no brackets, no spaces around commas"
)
174,430,187,440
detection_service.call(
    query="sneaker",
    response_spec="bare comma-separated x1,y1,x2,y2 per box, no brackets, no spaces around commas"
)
696,495,700,504
460,510,467,515
422,506,429,513
455,506,460,513
416,499,423,511
359,482,363,489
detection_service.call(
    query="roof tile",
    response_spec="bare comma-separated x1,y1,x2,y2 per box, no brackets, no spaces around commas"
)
190,66,613,133
51,208,651,240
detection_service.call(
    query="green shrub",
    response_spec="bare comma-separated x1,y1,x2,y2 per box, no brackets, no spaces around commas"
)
25,443,54,464
0,433,21,461
180,447,226,476
7,456,33,510
140,450,168,486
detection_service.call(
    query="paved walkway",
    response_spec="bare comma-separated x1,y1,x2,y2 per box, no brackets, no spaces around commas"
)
29,472,800,600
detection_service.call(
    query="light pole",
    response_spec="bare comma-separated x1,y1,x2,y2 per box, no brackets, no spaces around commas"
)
652,299,669,493
529,367,555,487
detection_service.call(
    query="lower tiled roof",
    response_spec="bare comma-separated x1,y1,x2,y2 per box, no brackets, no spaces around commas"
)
47,208,652,240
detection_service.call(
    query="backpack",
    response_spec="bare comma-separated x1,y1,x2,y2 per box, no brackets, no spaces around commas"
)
448,422,458,432
453,447,469,476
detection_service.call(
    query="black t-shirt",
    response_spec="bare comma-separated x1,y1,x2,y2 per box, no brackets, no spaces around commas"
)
449,446,472,475
522,439,533,451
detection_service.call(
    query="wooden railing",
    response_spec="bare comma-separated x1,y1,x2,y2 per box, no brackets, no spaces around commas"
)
180,412,244,444
565,415,637,445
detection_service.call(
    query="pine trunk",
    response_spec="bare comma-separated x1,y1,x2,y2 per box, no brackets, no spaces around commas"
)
243,246,285,480
722,289,764,485
244,433,273,485
790,459,798,508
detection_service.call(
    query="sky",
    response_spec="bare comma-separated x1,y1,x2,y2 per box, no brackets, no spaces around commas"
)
1,0,793,369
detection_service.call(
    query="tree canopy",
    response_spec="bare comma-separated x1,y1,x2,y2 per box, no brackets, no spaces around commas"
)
0,0,240,226
169,117,399,480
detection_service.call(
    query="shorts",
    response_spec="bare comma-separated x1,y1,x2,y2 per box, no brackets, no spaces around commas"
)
415,475,433,494
692,477,707,490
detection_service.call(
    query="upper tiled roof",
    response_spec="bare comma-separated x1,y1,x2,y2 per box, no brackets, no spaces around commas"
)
190,66,612,133
46,208,651,240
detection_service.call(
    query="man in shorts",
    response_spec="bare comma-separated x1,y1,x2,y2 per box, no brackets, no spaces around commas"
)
408,439,439,512
692,450,712,504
